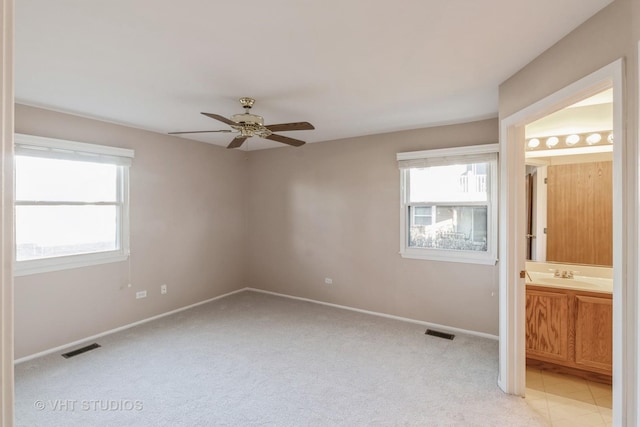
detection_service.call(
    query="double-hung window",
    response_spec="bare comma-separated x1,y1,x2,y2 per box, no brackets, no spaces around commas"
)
397,144,498,265
14,134,134,276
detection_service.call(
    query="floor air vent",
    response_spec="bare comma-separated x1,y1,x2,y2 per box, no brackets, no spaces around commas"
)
61,343,101,359
425,329,455,340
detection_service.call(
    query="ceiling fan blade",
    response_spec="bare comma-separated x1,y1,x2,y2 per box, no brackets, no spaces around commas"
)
201,112,238,126
264,133,306,147
264,122,315,132
227,137,248,149
168,130,232,135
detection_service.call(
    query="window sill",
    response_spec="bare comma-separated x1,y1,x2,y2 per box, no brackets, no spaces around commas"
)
14,252,129,277
400,250,497,265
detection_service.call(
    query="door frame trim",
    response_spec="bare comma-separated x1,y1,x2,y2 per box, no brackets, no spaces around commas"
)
0,0,15,425
498,58,635,425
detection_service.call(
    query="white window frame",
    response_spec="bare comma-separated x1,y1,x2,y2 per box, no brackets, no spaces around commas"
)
14,134,134,276
397,143,498,265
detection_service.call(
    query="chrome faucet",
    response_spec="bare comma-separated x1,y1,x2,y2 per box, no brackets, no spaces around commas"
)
552,269,575,279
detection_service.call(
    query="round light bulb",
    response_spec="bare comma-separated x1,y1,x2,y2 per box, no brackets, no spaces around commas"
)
586,133,602,145
565,134,580,146
527,138,540,149
607,133,614,144
545,136,559,148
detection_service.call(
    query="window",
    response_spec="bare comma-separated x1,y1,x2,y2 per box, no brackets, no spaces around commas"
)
397,144,498,264
411,206,434,226
14,134,134,276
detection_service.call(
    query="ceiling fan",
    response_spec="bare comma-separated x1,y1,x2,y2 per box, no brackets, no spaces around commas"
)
169,97,315,149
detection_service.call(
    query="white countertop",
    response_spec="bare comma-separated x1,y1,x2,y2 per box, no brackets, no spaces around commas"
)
526,271,612,294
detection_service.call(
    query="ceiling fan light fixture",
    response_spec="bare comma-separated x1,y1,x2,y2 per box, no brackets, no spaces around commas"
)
231,113,264,126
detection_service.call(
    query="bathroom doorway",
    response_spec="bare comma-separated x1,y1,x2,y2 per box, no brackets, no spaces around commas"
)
522,88,613,425
498,59,631,426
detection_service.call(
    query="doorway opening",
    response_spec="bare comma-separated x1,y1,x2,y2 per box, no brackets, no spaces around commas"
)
523,88,613,425
498,59,629,426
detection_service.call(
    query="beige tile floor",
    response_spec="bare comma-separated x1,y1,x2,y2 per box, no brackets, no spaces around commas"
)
525,366,612,427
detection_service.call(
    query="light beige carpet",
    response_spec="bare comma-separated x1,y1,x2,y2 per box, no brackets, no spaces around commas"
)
15,291,547,426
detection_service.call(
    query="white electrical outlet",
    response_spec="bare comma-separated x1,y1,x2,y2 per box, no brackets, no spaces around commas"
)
161,284,167,295
324,277,333,285
136,290,147,299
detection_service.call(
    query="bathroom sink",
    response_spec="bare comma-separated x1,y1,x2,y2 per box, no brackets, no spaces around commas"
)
527,275,612,293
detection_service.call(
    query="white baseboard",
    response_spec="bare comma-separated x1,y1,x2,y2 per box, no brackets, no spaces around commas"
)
14,288,247,364
16,286,498,364
245,287,499,341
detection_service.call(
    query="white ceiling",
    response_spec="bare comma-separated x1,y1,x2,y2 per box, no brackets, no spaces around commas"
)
526,89,613,138
15,0,613,150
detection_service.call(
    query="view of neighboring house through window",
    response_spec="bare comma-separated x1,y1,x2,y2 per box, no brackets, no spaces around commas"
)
14,134,134,275
397,144,498,264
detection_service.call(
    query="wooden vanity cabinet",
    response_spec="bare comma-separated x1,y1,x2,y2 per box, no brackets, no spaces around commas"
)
526,285,612,382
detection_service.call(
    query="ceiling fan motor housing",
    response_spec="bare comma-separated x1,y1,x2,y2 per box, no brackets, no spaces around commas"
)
239,97,255,109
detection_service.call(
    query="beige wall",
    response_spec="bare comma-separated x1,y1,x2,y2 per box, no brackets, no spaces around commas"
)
14,104,249,358
246,119,500,335
500,0,635,120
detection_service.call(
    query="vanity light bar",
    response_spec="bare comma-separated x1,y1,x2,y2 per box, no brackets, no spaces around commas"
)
526,131,613,151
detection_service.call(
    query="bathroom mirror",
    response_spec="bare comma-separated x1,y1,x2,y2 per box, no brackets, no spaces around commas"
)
525,154,612,267
524,89,613,267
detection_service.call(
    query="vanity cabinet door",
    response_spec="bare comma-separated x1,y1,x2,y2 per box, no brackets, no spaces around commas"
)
526,290,569,362
575,295,612,372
